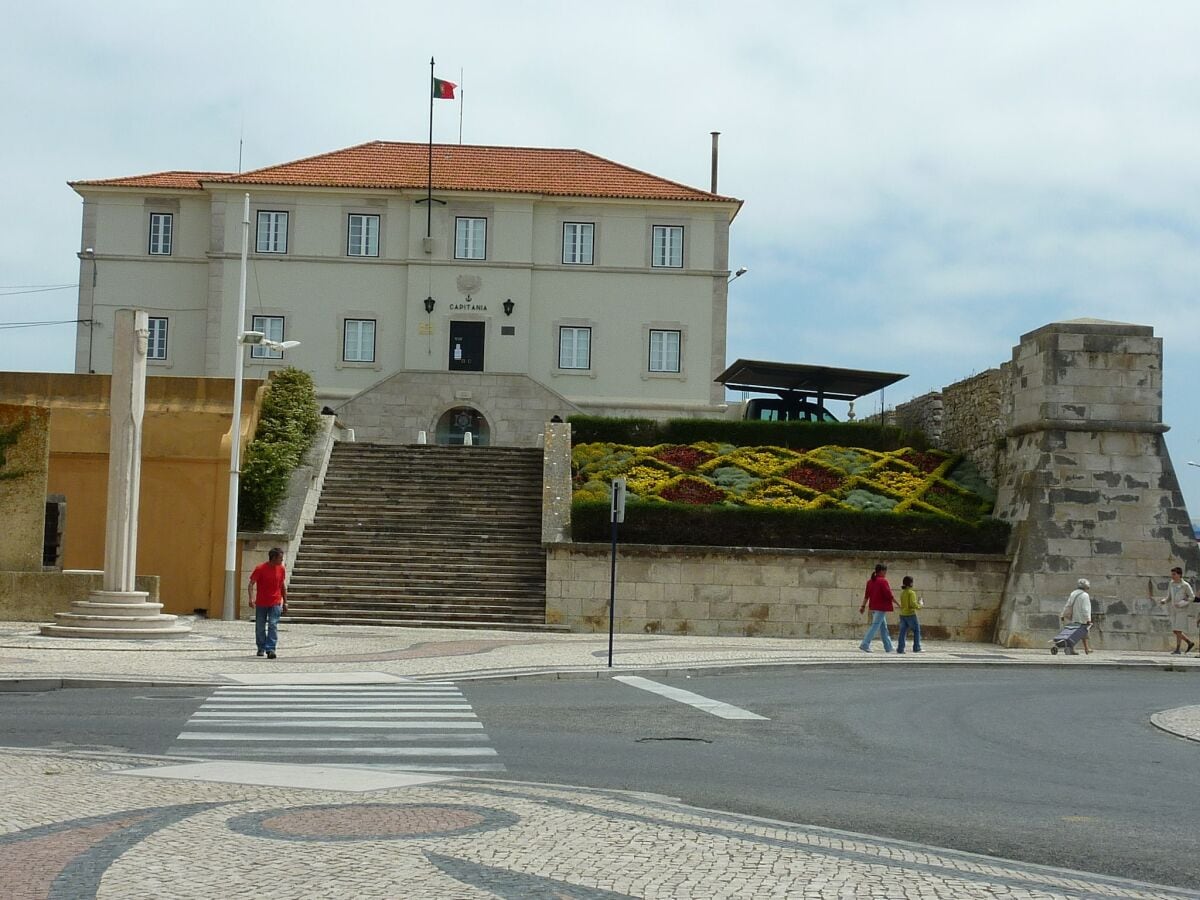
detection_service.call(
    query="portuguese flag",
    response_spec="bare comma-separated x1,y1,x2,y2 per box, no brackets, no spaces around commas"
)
432,77,456,100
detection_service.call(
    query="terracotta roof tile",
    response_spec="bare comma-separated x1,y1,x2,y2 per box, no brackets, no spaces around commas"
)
212,141,739,204
71,142,742,207
70,171,229,190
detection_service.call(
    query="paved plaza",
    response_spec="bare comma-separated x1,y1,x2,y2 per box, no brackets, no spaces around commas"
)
2,619,1200,898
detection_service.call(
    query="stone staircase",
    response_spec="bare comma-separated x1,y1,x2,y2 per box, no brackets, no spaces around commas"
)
285,442,561,630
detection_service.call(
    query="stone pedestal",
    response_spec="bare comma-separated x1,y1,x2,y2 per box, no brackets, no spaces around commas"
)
993,319,1200,649
40,310,191,640
41,590,191,639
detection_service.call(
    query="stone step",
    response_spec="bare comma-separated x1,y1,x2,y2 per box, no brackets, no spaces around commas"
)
66,601,167,616
286,597,544,613
282,614,567,632
297,537,541,550
289,589,546,601
39,623,193,639
289,572,545,587
291,570,544,583
46,612,184,630
291,439,549,631
284,607,547,623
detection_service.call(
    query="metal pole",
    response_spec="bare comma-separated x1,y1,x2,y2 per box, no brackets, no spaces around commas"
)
608,511,617,668
427,56,435,239
222,192,250,621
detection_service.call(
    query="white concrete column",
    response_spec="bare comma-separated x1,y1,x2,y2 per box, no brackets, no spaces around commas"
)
102,308,148,594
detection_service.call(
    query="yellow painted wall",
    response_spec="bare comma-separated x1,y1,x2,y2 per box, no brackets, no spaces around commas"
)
0,372,263,617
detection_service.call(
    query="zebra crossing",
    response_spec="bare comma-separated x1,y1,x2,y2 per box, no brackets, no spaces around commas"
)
167,681,504,773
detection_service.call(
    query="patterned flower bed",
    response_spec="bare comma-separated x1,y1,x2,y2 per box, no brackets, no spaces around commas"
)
573,442,992,522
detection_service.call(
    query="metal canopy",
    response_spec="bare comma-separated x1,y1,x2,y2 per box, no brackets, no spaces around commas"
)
715,359,908,402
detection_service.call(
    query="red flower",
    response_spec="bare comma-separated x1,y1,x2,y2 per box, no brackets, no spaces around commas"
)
903,451,945,474
783,465,843,492
659,478,727,505
652,445,715,471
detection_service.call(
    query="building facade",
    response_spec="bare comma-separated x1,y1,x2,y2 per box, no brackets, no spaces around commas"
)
70,141,742,444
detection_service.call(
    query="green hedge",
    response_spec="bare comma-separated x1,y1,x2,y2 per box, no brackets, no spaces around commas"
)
571,500,1010,554
238,368,321,530
567,415,927,452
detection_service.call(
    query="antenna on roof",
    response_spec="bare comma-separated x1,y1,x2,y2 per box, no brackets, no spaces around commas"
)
237,113,244,174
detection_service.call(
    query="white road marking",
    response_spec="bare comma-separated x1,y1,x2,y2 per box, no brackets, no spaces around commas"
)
166,678,503,776
168,746,498,757
176,732,490,742
220,672,410,685
201,703,471,710
117,761,452,791
613,675,769,720
187,720,484,729
192,715,477,724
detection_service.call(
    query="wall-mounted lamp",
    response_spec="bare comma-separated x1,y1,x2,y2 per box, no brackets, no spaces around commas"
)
727,266,748,284
503,298,515,316
424,296,436,314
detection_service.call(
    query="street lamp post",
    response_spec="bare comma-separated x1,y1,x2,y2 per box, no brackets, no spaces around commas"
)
222,194,299,621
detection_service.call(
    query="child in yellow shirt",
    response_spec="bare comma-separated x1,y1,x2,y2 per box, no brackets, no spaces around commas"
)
897,575,923,654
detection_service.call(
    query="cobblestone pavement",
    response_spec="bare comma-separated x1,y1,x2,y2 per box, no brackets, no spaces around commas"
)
3,618,1199,688
2,746,1197,899
4,620,1200,897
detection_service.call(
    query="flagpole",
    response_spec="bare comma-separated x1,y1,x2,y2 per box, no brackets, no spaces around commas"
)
458,67,464,144
427,56,435,239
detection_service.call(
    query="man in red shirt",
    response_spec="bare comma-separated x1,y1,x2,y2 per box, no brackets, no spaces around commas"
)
248,547,288,659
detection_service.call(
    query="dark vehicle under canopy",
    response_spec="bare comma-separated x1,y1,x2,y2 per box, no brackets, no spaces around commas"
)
716,359,908,422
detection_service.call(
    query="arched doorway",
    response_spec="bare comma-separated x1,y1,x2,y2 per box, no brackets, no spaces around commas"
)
435,406,490,446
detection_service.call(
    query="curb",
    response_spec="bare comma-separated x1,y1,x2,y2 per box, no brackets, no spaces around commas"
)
5,656,1200,691
0,677,218,693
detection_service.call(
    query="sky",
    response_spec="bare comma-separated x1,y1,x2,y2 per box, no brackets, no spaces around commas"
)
2,0,1198,519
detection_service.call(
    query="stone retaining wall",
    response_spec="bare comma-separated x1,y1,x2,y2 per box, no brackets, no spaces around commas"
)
546,544,1010,641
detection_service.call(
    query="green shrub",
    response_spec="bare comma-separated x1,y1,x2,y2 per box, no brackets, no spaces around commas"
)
567,414,927,452
572,500,1010,554
238,368,320,530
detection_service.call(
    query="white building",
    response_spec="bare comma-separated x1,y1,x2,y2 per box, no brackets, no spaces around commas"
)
70,141,742,444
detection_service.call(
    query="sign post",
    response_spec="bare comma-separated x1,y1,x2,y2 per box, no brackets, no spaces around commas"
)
608,477,626,668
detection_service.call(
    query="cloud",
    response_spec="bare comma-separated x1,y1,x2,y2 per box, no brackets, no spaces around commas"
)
3,0,1199,507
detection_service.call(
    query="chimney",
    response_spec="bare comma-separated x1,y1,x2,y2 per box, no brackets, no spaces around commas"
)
710,131,720,194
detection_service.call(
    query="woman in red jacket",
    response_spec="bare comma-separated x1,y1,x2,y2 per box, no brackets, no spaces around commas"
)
858,563,896,653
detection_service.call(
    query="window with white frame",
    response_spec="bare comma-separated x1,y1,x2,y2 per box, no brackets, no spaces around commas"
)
147,317,168,360
648,329,681,373
256,211,288,253
558,326,591,370
651,225,683,268
250,315,285,359
347,214,380,257
455,217,487,260
343,318,376,363
562,222,594,265
148,213,173,255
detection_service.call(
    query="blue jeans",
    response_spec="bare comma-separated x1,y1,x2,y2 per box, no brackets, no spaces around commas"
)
860,611,893,652
255,604,281,652
898,615,921,652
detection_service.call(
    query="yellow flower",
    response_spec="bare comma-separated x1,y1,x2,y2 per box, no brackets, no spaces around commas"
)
872,469,926,496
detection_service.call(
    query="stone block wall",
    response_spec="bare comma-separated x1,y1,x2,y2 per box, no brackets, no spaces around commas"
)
334,370,580,447
991,321,1199,649
890,391,944,444
0,405,50,572
546,544,1010,641
942,366,1011,482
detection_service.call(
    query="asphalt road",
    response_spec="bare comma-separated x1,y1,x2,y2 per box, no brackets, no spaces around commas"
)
2,668,1199,888
463,668,1200,888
